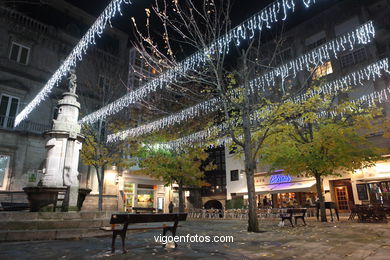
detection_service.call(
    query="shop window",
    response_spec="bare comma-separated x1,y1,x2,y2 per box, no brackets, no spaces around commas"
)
312,61,333,80
0,155,11,188
136,184,154,208
340,48,367,69
356,184,369,201
9,42,30,65
0,94,19,128
230,170,239,181
367,181,390,204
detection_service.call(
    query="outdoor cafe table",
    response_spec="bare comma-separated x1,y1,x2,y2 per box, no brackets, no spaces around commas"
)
355,204,388,223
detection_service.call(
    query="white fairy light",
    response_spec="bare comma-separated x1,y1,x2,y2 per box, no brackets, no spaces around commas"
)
250,21,375,93
80,0,322,125
157,61,390,150
14,0,132,127
107,22,377,142
288,58,390,103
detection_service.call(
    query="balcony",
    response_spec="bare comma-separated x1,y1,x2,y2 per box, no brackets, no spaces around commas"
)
0,116,51,135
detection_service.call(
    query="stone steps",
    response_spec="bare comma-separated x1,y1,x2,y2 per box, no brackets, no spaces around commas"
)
0,211,114,242
0,228,109,242
0,211,113,221
0,219,110,231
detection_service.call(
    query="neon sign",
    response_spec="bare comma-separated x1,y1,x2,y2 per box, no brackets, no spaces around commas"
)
270,174,292,184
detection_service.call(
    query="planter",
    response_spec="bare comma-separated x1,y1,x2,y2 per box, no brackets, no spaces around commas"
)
77,188,92,211
23,186,67,212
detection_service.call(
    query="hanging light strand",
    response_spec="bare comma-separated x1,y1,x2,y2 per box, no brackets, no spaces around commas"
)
14,0,132,127
107,22,377,142
80,0,322,125
158,60,390,150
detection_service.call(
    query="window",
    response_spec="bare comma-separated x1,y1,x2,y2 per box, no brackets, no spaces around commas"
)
312,61,333,80
0,94,19,128
230,170,239,181
9,42,30,65
340,48,367,69
0,155,11,188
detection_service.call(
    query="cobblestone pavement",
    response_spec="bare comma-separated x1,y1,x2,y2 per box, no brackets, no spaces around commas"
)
1,218,390,260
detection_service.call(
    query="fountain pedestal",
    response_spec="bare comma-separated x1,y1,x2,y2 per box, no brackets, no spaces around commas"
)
24,70,87,212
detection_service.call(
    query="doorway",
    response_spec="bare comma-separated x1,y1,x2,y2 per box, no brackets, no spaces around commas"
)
335,186,349,211
332,179,354,212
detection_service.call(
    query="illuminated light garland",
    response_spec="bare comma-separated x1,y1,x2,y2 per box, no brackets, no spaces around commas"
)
249,21,375,93
107,98,221,142
287,58,390,103
107,22,377,142
14,0,132,127
164,86,390,150
159,62,390,150
80,0,322,125
298,86,390,124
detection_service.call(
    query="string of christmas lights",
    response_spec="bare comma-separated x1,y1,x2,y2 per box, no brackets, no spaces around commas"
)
14,0,132,127
158,62,390,150
287,58,390,103
107,22,377,142
80,0,322,125
164,86,390,150
249,21,375,93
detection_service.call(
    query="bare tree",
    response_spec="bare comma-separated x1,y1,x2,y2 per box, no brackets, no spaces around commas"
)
129,0,292,232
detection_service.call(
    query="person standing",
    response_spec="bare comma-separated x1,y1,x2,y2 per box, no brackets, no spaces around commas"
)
168,201,174,213
263,197,268,207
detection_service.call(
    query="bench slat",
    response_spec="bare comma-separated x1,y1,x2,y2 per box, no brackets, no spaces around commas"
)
100,225,182,232
110,213,187,224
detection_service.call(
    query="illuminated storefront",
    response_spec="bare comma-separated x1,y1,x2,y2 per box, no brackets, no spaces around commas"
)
120,174,170,212
227,159,390,211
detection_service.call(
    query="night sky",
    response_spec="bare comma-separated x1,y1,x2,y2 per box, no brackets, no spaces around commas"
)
63,0,276,35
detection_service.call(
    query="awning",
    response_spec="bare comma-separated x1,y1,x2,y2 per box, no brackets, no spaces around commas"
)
255,180,316,194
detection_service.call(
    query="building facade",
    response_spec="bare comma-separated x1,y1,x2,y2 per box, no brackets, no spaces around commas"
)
225,0,390,212
0,0,132,210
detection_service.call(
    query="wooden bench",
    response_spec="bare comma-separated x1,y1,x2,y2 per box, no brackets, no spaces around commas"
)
100,213,187,253
279,208,307,227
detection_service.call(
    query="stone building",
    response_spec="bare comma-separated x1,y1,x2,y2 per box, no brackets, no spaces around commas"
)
225,0,390,211
0,0,130,210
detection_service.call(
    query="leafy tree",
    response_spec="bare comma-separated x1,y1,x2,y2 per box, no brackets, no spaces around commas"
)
136,145,215,212
262,93,389,221
80,122,132,211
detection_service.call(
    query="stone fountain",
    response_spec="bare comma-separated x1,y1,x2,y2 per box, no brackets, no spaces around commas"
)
24,69,90,212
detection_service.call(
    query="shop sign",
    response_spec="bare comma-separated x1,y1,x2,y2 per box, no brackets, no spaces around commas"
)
270,174,292,184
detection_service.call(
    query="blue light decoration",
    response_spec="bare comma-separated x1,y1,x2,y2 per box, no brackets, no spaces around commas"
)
269,174,292,184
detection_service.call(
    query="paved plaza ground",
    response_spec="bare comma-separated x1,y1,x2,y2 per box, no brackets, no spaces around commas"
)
0,218,390,260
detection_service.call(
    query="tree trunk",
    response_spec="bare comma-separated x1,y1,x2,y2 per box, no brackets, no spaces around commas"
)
242,115,259,231
178,182,185,213
315,173,327,222
96,166,105,211
244,160,259,232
